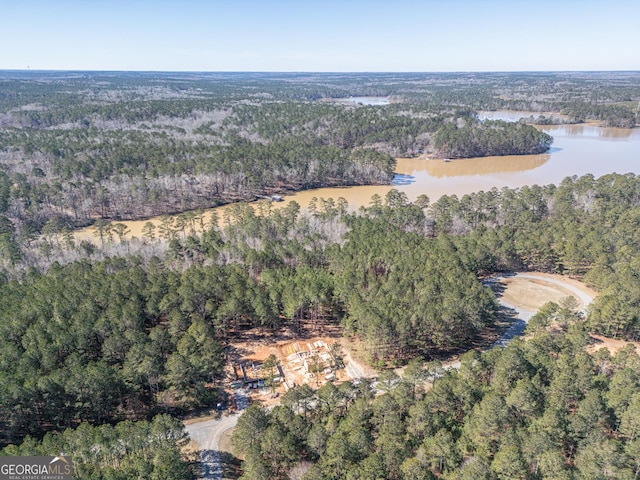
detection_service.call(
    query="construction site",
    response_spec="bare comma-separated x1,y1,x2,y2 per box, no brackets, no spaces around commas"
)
227,333,359,405
279,339,339,385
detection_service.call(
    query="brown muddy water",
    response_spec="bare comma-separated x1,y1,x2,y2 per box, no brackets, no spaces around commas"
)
74,120,640,242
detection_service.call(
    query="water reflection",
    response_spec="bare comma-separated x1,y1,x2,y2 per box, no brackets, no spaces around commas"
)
544,124,640,139
422,153,550,178
391,173,416,185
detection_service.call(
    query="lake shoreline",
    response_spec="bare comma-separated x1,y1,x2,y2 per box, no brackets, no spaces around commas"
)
72,117,640,242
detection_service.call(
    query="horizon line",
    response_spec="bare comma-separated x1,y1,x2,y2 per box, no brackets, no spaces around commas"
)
1,68,640,75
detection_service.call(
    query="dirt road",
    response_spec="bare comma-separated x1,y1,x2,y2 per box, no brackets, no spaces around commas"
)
187,414,239,479
185,388,248,480
493,272,593,337
446,272,596,369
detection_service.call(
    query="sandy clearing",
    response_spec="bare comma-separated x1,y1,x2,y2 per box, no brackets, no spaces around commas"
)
499,272,596,312
587,334,640,356
445,272,596,369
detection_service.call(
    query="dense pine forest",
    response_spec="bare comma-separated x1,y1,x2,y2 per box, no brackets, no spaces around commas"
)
433,120,552,158
234,326,640,479
1,72,640,478
3,171,640,477
2,415,192,480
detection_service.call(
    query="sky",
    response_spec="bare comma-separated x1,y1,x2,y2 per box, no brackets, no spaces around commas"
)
0,0,638,72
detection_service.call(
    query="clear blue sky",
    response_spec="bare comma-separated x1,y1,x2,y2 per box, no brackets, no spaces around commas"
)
1,0,638,72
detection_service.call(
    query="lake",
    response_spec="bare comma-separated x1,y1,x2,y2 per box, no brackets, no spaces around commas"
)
332,96,390,106
74,117,640,241
265,122,640,212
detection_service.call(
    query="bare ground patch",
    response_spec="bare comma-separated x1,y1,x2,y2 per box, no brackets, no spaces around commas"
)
223,323,357,405
494,273,640,358
499,273,595,312
587,334,640,356
218,427,234,454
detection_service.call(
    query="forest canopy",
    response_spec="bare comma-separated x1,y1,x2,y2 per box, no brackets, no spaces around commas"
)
0,71,637,242
1,415,193,480
232,327,640,479
1,71,640,478
433,120,553,158
4,171,640,449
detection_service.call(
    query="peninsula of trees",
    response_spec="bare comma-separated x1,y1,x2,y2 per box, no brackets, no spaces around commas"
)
0,71,637,245
433,120,553,159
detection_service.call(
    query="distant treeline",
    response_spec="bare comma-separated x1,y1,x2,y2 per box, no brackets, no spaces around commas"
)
0,71,637,242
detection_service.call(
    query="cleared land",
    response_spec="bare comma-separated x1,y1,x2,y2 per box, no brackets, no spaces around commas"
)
587,334,640,356
498,272,640,355
498,272,596,312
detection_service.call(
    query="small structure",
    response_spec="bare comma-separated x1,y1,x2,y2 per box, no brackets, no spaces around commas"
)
282,340,336,384
255,194,284,202
235,361,284,389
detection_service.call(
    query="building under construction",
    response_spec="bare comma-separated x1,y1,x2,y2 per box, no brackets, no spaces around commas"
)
234,361,284,389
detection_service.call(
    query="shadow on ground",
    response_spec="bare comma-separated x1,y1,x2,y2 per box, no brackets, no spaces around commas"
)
199,450,242,479
219,452,242,480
